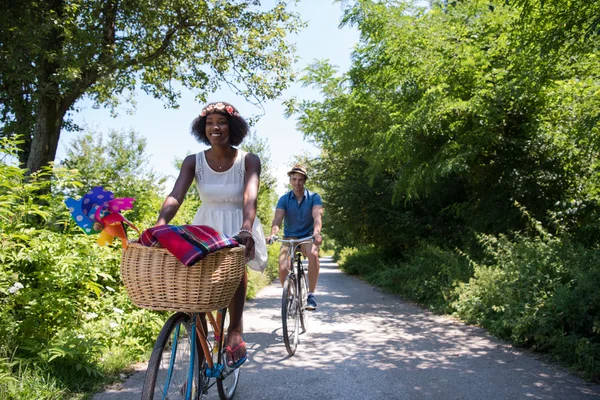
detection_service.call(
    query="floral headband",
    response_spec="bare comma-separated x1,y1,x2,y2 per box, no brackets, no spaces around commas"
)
199,102,240,117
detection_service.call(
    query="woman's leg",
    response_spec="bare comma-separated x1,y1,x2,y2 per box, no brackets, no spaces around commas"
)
226,268,248,365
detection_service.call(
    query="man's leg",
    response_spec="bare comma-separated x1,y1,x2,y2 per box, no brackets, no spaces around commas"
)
302,242,320,293
278,244,290,286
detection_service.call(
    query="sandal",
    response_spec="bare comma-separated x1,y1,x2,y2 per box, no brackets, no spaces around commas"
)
225,340,247,369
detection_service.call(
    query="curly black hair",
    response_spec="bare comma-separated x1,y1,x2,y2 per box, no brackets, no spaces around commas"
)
190,101,249,146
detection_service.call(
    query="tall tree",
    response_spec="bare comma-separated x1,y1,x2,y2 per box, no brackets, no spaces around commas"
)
0,0,301,173
297,0,600,250
240,131,277,230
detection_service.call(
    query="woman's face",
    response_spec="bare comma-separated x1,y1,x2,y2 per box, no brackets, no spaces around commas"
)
205,113,230,146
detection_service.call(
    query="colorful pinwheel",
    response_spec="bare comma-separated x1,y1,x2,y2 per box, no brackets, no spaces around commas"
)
65,186,139,248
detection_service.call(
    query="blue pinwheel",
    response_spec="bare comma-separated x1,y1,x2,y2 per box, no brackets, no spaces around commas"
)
65,186,139,248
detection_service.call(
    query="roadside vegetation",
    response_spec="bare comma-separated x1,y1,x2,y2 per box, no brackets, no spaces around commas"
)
0,1,298,398
0,131,279,399
294,0,600,380
1,0,599,397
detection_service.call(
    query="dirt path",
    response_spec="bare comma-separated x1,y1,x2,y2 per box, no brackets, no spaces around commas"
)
94,257,600,399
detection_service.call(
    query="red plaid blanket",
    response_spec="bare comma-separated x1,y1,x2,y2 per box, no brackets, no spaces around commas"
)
138,225,239,266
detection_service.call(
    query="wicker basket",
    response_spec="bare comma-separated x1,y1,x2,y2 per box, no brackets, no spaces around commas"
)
120,243,245,312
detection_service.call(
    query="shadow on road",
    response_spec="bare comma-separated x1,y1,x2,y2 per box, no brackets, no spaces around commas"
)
95,257,600,400
240,257,600,400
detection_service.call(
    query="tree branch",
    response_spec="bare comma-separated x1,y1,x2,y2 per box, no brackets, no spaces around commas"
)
99,0,119,65
59,0,119,114
61,15,198,116
131,21,193,67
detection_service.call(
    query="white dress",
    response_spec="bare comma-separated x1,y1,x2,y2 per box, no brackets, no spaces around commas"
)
192,149,268,272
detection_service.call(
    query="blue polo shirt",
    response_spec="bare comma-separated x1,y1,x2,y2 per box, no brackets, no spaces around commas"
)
276,189,323,237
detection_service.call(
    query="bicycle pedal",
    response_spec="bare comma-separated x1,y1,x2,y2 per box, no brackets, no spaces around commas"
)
204,364,224,378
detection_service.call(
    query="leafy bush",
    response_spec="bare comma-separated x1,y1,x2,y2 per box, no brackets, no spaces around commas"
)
0,137,164,397
0,133,281,396
453,232,600,378
340,243,472,313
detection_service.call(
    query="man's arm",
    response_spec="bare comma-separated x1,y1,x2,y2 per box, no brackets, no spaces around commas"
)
266,208,285,242
312,205,324,246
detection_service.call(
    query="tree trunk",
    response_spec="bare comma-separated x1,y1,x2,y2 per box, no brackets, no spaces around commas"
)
26,96,63,174
25,0,65,175
13,86,34,169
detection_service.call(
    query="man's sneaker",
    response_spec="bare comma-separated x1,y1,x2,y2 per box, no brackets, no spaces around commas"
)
306,293,317,311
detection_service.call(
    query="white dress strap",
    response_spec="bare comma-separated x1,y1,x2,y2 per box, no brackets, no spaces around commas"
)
237,150,246,181
195,152,204,181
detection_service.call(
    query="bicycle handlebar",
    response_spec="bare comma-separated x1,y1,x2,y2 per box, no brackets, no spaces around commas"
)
267,235,314,246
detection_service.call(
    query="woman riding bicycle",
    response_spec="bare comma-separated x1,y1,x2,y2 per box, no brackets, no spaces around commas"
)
155,101,268,368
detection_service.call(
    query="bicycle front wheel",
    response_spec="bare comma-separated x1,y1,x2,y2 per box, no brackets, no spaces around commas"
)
215,310,241,400
142,312,205,400
299,269,309,334
282,274,300,356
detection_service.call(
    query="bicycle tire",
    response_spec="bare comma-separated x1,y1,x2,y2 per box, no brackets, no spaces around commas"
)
299,268,309,334
216,310,241,400
142,312,205,400
282,274,300,356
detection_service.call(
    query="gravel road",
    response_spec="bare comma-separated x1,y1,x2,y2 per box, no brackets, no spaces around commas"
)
94,256,600,400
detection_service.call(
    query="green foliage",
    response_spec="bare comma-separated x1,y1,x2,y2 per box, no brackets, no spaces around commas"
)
240,131,278,232
453,232,600,378
0,0,303,172
0,359,67,400
59,128,169,229
264,244,282,284
341,244,472,314
515,0,600,54
0,136,164,397
247,243,284,298
298,0,600,252
301,0,600,379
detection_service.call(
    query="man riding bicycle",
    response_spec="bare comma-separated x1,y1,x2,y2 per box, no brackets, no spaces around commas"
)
266,164,324,310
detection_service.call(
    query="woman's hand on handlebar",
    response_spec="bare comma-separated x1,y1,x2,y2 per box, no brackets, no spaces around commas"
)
237,231,255,261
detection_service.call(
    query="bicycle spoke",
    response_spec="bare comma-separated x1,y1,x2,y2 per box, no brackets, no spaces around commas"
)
282,275,299,355
300,270,309,334
216,309,241,400
142,313,205,400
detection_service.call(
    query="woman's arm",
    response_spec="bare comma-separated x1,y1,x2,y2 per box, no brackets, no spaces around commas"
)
155,154,196,226
239,152,261,259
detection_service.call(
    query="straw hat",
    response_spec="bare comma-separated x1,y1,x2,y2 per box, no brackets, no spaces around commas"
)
287,163,308,179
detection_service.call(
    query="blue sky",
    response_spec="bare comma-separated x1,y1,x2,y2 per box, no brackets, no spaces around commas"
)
56,1,361,196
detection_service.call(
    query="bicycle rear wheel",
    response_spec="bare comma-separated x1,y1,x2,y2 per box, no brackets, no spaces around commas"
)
299,268,309,334
215,310,241,400
282,274,300,355
142,312,205,400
